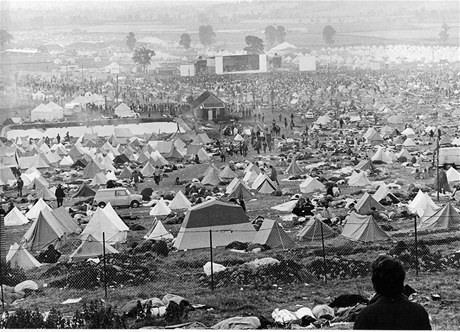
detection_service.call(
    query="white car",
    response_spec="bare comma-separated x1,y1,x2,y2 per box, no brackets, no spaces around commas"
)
305,112,314,119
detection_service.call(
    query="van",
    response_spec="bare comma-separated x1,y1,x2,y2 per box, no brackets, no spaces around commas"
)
93,188,143,208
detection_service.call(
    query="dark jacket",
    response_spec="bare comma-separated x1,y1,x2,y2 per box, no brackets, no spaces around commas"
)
354,294,431,330
55,186,66,198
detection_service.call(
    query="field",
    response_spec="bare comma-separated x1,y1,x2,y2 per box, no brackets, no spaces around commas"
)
4,117,460,329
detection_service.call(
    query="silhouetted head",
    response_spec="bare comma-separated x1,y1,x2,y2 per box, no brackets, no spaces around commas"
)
371,255,405,298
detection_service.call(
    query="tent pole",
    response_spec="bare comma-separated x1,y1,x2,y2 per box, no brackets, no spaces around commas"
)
320,221,327,284
0,211,5,311
414,215,418,276
103,232,108,300
436,136,440,202
209,230,214,291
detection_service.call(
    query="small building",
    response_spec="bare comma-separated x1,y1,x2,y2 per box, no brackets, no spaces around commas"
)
191,91,226,121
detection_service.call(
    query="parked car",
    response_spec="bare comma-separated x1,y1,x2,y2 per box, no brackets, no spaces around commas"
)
93,188,142,208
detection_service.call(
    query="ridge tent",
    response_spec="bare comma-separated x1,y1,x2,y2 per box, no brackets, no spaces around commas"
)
149,198,172,216
144,218,174,240
402,137,416,148
227,180,253,200
341,212,391,242
348,171,372,187
272,199,298,213
174,200,256,250
59,155,74,167
119,166,133,179
418,202,460,231
297,217,336,241
257,178,277,194
36,187,56,201
446,167,460,183
285,158,303,175
6,243,42,270
226,177,240,193
169,191,192,210
141,162,155,177
18,155,50,169
373,184,400,203
355,192,385,214
251,173,270,190
114,103,136,118
83,160,103,178
113,154,130,164
300,177,325,193
69,234,119,261
363,127,378,140
371,147,393,164
21,209,67,251
244,162,261,174
408,191,439,217
25,198,53,220
243,170,259,185
164,146,184,160
73,184,96,197
219,165,237,180
80,204,129,244
91,172,109,186
201,167,222,186
52,207,81,235
354,160,375,172
366,131,384,145
251,219,295,249
5,207,30,226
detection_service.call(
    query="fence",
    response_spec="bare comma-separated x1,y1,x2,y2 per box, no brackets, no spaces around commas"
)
0,212,459,327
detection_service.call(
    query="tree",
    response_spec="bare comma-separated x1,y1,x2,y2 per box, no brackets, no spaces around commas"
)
126,32,136,50
132,46,155,73
265,25,277,48
0,29,13,48
198,25,215,47
323,25,336,45
179,33,192,49
276,26,286,44
243,35,264,54
439,23,449,44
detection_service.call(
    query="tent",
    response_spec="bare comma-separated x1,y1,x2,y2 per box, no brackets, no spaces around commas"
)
174,200,256,250
144,218,174,240
418,203,460,231
251,219,295,249
272,199,298,213
227,180,253,200
83,160,103,178
373,184,400,203
25,198,52,220
366,131,384,145
141,162,155,177
354,160,375,172
30,103,63,122
69,234,119,261
119,166,133,179
80,204,129,244
341,212,391,242
348,171,371,187
300,177,325,193
219,165,237,180
402,137,416,148
446,167,460,183
355,193,385,215
36,187,56,201
5,207,30,226
285,158,303,175
297,217,336,241
91,172,109,186
371,147,392,164
59,155,74,167
149,198,172,216
169,191,192,210
257,178,277,194
6,243,42,270
52,207,81,235
21,209,67,251
201,167,222,186
225,177,240,194
73,184,96,197
408,190,439,217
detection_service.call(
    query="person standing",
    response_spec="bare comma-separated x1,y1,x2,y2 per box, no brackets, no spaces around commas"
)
56,133,61,144
269,165,279,186
354,255,431,330
16,176,24,198
154,166,162,185
55,184,65,207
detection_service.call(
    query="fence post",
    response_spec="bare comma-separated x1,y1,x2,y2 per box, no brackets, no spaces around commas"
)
414,215,418,276
103,232,108,300
0,211,5,311
320,221,327,284
209,230,214,291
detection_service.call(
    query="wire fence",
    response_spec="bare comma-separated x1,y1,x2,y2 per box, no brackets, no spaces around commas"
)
0,210,459,323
